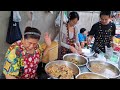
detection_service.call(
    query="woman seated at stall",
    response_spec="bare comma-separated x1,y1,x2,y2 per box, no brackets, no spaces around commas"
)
3,26,51,79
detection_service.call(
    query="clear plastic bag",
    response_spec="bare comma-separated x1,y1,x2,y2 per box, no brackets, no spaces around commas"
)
55,12,68,27
13,11,21,22
105,46,113,59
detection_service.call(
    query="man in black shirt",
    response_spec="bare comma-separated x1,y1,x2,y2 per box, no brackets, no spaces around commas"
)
88,11,116,53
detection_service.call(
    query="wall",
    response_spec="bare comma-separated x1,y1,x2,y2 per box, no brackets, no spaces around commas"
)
0,11,11,75
19,11,59,43
76,11,100,32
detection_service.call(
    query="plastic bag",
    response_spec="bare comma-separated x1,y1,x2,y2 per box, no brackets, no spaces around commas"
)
6,11,22,44
13,11,21,22
55,11,68,27
105,46,113,59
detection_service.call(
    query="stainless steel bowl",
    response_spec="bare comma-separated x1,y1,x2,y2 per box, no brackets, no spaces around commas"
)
76,72,109,79
63,53,88,67
45,60,81,79
87,60,120,78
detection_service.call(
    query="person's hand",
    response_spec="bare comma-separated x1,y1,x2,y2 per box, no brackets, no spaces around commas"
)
70,45,83,55
87,37,92,45
44,32,51,47
75,43,82,52
70,46,77,53
77,46,83,55
77,50,84,55
77,46,82,52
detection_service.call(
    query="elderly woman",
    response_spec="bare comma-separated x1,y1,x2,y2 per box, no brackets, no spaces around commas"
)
3,26,51,79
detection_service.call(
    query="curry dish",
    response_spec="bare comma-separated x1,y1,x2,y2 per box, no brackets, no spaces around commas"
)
66,58,80,65
77,74,105,79
78,74,93,79
90,63,117,78
46,64,74,79
78,75,94,79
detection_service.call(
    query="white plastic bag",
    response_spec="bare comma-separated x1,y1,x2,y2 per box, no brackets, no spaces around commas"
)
49,11,53,14
13,11,21,22
55,11,68,27
55,12,60,27
105,46,113,59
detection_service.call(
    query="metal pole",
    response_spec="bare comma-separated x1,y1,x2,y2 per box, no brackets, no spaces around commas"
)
58,11,64,59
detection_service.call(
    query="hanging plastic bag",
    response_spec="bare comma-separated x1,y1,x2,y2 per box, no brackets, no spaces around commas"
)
63,11,68,23
105,46,114,59
55,12,60,27
48,11,53,14
6,11,22,44
55,11,68,27
13,11,21,22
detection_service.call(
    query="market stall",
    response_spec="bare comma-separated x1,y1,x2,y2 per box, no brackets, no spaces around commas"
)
48,11,120,79
39,11,120,79
45,47,120,79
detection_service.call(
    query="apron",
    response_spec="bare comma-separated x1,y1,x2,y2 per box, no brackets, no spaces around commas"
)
16,42,41,79
60,25,76,60
92,22,113,53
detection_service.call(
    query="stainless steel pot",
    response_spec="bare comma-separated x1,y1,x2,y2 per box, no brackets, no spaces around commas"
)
87,60,120,78
63,53,88,67
76,72,109,79
45,60,81,79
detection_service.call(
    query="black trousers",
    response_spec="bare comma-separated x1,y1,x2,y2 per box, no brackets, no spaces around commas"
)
36,62,49,79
